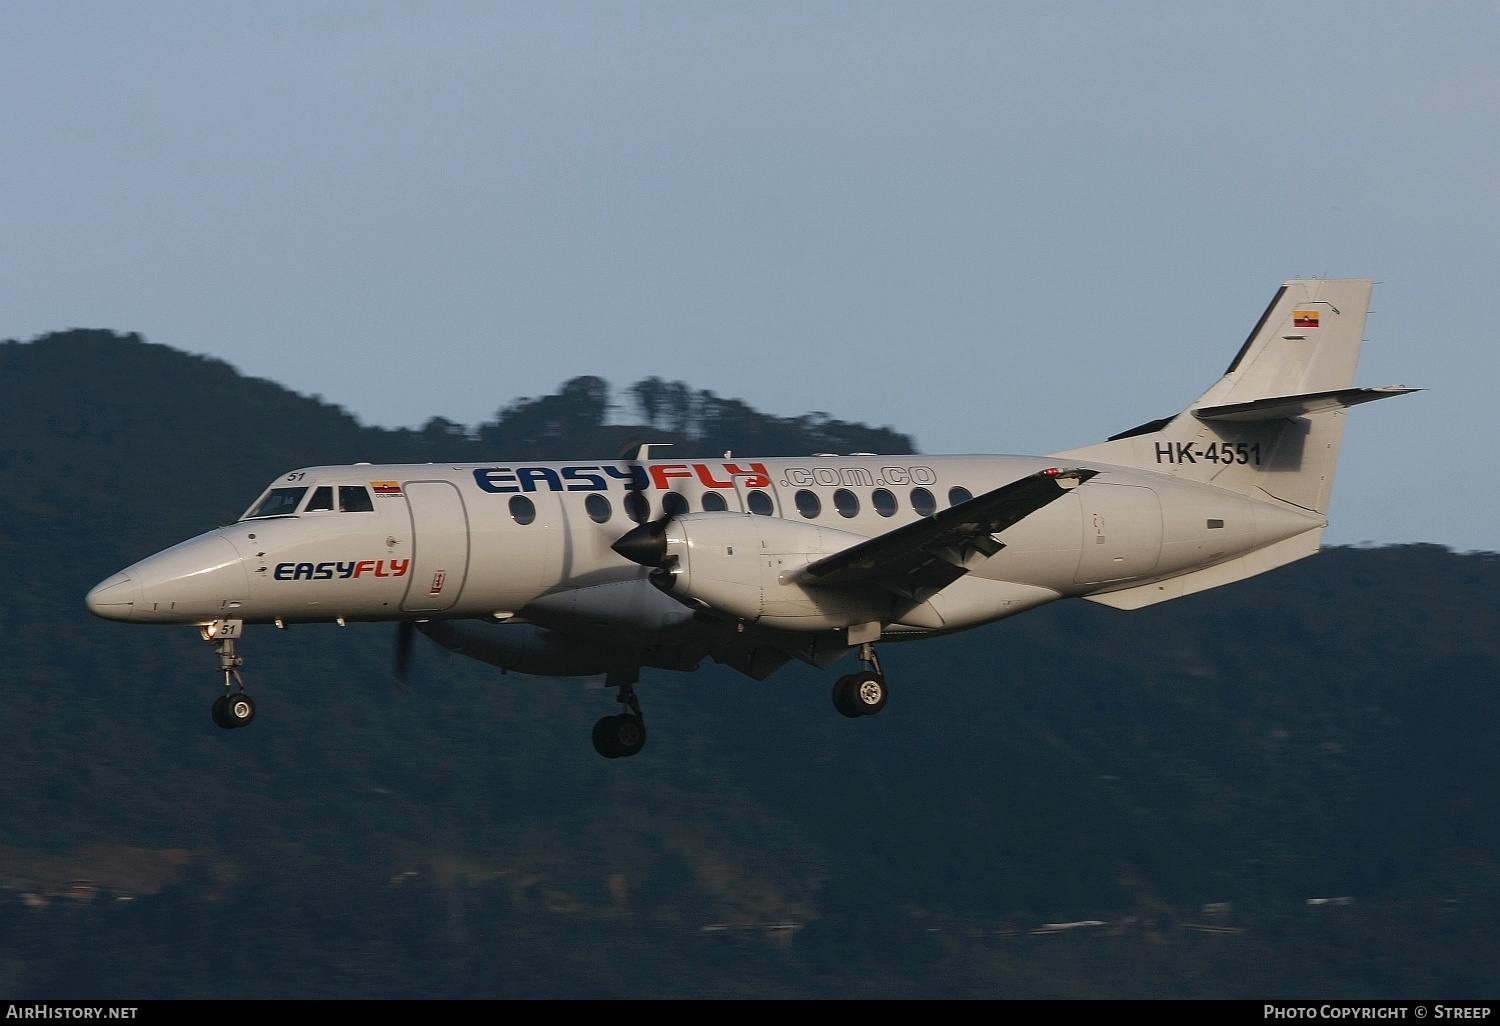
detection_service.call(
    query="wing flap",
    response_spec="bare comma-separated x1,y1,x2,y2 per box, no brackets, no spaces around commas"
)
797,467,1096,595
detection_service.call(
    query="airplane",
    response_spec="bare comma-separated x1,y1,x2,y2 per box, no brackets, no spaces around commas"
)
86,279,1415,758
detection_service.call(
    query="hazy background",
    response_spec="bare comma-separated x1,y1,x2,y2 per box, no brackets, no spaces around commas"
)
2,2,1495,549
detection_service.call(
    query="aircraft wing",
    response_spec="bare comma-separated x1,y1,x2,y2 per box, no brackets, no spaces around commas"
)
795,468,1097,598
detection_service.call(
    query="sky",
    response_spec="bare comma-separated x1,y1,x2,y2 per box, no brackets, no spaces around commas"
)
2,2,1496,550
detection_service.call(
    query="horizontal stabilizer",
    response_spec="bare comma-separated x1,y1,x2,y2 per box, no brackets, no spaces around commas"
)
1193,385,1418,423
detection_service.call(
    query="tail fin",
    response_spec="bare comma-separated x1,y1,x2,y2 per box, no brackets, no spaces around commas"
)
1057,279,1415,516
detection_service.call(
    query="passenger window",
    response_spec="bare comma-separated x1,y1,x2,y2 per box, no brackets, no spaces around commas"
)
871,488,897,518
305,486,334,512
509,495,536,525
585,494,612,524
339,486,375,512
245,487,307,519
662,492,690,518
701,491,728,512
623,492,650,524
747,490,774,516
795,489,821,519
949,486,973,506
911,487,936,517
833,489,859,518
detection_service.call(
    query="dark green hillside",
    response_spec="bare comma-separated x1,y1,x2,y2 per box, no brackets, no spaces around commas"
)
0,330,911,569
0,330,1496,997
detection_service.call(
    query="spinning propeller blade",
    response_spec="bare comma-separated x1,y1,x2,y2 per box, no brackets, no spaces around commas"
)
394,620,416,685
610,441,695,597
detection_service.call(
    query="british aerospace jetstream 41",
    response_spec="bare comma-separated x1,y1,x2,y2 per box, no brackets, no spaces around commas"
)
87,280,1415,758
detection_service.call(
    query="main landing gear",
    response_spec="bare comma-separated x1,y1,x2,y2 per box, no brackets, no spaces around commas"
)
592,667,647,759
832,642,889,718
203,621,256,730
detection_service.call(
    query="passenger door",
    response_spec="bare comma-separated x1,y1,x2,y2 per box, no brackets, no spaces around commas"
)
402,481,471,612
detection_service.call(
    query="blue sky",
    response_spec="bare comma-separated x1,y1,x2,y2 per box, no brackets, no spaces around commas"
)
2,2,1495,549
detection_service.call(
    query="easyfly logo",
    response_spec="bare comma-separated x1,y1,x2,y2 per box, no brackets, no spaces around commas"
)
273,559,411,581
473,462,772,494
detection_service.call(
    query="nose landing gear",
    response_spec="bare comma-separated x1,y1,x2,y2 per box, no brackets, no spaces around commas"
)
592,667,647,758
211,692,256,729
203,620,256,730
832,642,889,718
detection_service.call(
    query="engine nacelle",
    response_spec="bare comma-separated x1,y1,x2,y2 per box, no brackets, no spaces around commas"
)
654,513,891,631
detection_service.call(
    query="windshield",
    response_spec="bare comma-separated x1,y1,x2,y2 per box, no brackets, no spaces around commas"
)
243,487,308,520
339,485,374,512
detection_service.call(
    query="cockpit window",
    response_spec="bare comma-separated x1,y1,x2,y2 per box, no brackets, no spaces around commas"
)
245,487,307,519
339,486,375,512
305,486,334,512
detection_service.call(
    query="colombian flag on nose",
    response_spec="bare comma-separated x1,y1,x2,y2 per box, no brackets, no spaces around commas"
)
1293,309,1320,328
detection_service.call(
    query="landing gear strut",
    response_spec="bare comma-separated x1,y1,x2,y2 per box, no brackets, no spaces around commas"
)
204,621,256,730
592,667,647,758
832,642,888,718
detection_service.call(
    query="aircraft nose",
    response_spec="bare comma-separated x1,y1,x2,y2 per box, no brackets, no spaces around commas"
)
86,572,136,621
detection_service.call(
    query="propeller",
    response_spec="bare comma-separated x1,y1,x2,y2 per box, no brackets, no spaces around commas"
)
611,442,683,587
394,620,416,686
612,518,670,568
618,439,660,527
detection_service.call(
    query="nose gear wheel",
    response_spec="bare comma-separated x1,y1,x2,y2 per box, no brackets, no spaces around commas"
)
204,628,257,731
212,692,257,729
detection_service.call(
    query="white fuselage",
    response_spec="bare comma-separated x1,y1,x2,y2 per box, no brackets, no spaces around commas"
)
85,454,1324,637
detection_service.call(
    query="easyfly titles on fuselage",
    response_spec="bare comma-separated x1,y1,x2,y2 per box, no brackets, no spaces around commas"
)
83,455,1321,633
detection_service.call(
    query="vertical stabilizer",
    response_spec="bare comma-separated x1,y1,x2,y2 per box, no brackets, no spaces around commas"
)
1197,279,1372,410
1057,279,1378,516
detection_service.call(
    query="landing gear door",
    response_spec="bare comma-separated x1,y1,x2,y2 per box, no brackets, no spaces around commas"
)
402,481,471,612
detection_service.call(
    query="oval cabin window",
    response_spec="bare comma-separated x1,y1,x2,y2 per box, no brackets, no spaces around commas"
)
623,492,650,524
509,495,536,525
